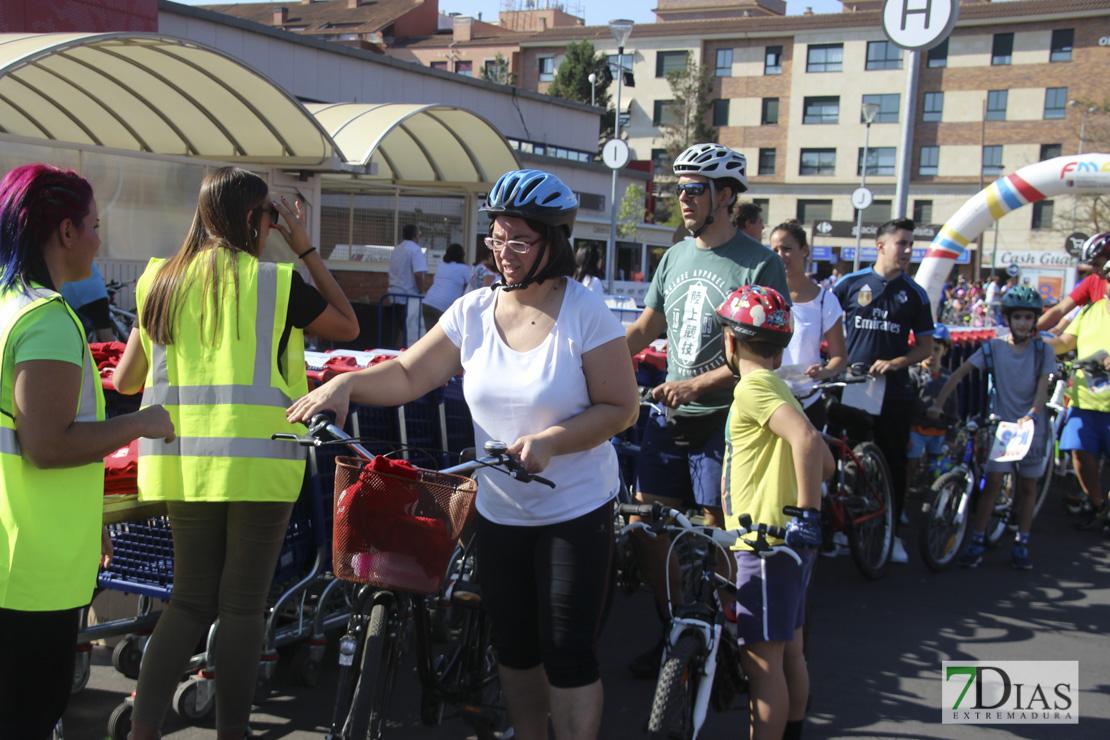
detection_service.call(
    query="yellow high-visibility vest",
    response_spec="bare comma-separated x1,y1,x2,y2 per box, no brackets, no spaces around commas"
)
0,287,105,611
136,251,308,502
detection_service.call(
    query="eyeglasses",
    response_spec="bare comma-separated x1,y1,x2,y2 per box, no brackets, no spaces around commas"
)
485,236,539,254
676,183,709,198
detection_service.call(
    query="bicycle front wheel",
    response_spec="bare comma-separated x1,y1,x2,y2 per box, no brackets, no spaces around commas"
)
919,470,971,572
646,632,703,740
345,600,401,740
844,442,894,580
1033,411,1058,520
984,474,1014,548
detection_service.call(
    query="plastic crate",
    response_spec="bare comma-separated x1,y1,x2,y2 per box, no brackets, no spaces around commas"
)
350,403,402,458
99,517,175,599
400,388,443,469
273,484,316,584
441,376,474,463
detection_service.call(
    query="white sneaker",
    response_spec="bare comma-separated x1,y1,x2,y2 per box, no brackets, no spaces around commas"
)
832,532,849,547
891,537,909,564
900,510,910,525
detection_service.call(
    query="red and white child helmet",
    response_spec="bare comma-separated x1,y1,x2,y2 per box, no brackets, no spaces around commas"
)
715,285,793,347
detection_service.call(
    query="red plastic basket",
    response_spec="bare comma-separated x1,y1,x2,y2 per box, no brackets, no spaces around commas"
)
332,456,477,594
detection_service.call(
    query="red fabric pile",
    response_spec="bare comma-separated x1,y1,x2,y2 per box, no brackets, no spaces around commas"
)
90,341,129,390
335,456,451,579
103,439,138,496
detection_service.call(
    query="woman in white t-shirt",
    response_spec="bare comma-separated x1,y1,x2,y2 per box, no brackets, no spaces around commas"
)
422,243,472,329
288,169,638,740
769,220,847,431
573,243,606,296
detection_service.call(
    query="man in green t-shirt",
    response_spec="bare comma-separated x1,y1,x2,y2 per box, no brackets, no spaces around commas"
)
624,143,789,676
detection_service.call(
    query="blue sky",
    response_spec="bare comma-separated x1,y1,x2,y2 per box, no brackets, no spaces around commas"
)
175,1,853,27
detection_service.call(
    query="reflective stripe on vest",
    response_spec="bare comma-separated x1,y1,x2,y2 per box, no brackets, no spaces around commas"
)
0,286,104,610
136,256,307,501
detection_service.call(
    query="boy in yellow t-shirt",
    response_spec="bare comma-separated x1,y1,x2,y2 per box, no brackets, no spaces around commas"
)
715,285,834,740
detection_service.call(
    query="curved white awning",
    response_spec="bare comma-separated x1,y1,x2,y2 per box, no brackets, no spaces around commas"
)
307,103,519,185
0,33,341,167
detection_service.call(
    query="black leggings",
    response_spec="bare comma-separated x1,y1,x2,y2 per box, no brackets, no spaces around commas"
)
475,500,614,688
0,606,81,738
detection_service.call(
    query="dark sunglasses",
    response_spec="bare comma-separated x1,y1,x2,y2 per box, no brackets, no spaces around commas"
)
255,203,279,227
676,183,709,198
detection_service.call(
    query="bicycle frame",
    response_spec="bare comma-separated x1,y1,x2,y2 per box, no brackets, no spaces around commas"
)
821,432,887,533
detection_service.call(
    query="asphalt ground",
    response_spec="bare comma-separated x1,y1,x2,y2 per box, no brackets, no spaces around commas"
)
62,479,1110,740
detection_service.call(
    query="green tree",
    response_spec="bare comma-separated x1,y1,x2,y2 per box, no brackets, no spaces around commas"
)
546,40,615,145
480,52,515,85
617,183,646,237
661,57,717,163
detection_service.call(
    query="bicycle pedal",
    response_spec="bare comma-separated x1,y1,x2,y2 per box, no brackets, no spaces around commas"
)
451,583,482,606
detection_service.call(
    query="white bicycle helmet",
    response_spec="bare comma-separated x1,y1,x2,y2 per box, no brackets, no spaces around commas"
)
1081,231,1110,264
672,144,749,193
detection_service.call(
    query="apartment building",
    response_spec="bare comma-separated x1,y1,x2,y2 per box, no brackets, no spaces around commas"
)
511,0,1110,278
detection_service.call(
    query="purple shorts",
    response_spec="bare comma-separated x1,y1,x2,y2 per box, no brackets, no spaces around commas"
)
732,548,816,645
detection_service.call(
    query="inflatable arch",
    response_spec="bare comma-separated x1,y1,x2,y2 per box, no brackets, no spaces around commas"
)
915,154,1110,310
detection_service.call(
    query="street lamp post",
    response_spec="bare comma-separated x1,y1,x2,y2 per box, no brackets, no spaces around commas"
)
606,19,633,295
588,72,597,108
852,102,882,273
1070,99,1098,229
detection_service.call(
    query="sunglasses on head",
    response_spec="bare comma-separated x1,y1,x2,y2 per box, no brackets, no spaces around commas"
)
676,183,709,198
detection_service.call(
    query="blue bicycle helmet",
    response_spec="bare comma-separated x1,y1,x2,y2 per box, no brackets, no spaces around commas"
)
480,169,578,292
480,169,578,238
932,323,951,345
1000,285,1044,316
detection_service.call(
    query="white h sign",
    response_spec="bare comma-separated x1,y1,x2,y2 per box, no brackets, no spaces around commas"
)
882,0,959,51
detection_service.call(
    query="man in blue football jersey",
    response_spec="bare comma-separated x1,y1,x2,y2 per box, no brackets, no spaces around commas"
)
833,218,935,564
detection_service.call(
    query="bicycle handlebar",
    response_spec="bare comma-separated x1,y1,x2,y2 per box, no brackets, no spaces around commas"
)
793,364,875,400
616,502,800,564
273,412,556,488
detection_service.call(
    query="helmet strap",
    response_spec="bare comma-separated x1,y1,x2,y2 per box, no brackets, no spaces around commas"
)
495,237,548,293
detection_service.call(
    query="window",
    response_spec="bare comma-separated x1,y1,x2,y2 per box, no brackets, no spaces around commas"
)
866,41,903,70
713,99,729,127
607,54,632,73
430,61,447,71
753,198,770,224
807,43,843,73
797,199,833,224
1044,87,1068,119
856,200,892,224
803,96,840,125
539,56,555,82
758,148,776,176
656,51,688,77
653,100,677,126
986,90,1008,121
927,38,948,68
913,200,934,224
761,97,779,125
651,148,669,173
922,92,944,123
992,33,1013,65
716,48,733,77
1051,29,1074,63
765,45,783,75
919,145,939,176
1040,143,1062,161
455,60,472,76
1031,201,1055,230
858,147,897,176
983,145,1003,177
862,93,900,123
800,149,837,176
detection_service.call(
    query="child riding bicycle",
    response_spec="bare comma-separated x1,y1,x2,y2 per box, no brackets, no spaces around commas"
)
928,286,1054,570
716,285,834,740
906,323,959,496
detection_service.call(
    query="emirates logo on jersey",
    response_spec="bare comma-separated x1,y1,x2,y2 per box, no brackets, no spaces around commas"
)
857,284,873,307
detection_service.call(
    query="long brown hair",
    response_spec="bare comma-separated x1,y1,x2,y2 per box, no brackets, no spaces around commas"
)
141,167,269,345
